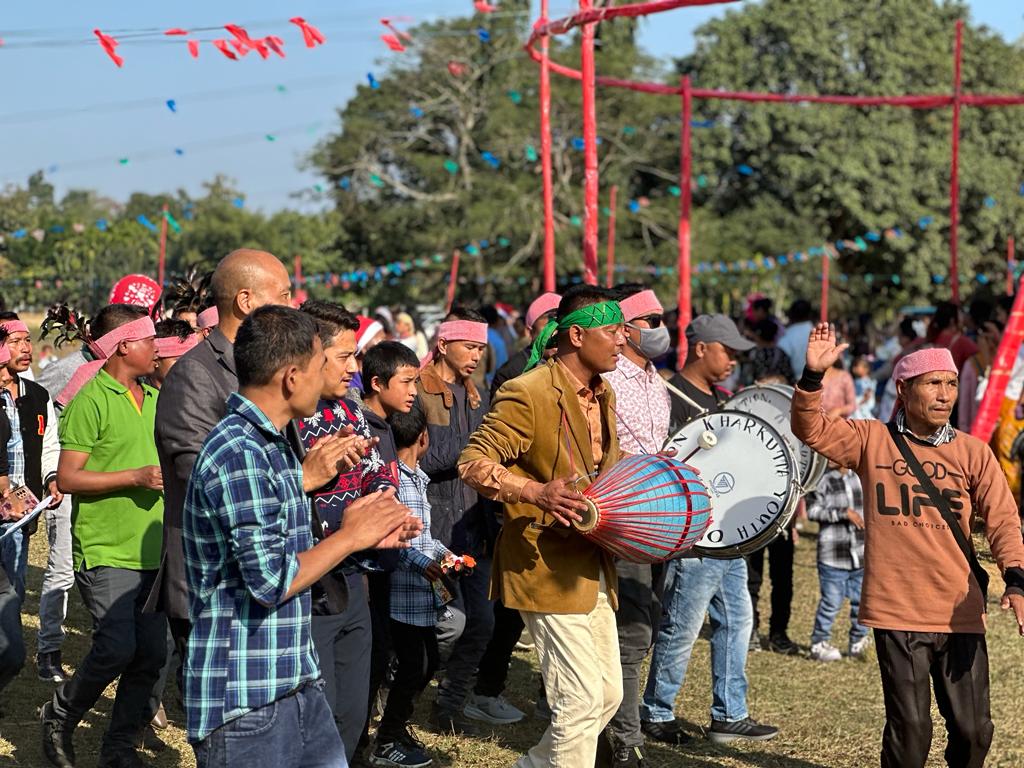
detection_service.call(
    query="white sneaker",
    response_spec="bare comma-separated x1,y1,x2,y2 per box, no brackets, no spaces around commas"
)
849,636,871,659
809,641,842,662
463,693,525,725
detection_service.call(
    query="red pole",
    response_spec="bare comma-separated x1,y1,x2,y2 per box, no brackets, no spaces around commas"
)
676,76,693,371
580,0,599,285
949,19,963,304
820,251,830,323
972,275,1024,441
540,0,556,293
157,203,169,290
294,253,303,286
1008,236,1015,296
446,249,461,313
606,185,618,288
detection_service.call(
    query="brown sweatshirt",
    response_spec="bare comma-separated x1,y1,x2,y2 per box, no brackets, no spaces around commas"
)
792,386,1024,633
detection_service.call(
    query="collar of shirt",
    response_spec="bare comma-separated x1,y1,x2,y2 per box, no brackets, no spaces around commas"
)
399,459,429,484
226,392,289,444
894,408,956,446
94,369,153,397
556,359,606,401
615,353,656,381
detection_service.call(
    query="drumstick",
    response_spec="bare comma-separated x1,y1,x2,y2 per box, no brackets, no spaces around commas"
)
682,431,717,464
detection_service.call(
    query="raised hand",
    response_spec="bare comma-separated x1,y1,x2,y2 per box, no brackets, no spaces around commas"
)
805,322,849,373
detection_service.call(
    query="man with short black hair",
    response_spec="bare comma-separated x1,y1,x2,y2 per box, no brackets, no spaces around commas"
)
183,306,420,768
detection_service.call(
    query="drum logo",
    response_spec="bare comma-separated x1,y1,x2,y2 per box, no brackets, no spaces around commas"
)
711,472,735,494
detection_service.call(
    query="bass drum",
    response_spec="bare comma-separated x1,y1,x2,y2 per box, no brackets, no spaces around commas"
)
725,384,827,493
664,409,800,558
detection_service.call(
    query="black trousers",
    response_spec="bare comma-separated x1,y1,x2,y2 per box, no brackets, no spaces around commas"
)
606,561,658,749
54,567,168,755
474,600,525,698
875,629,993,768
745,527,794,637
378,621,439,741
0,564,25,696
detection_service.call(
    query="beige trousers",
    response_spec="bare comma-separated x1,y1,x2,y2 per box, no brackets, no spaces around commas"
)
516,580,623,768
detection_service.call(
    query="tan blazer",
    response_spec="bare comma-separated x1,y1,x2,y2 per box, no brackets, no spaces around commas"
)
459,359,620,614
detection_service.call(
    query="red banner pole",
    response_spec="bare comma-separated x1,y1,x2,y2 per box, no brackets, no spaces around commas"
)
580,0,599,285
1008,236,1015,297
676,76,693,371
445,249,461,313
971,275,1024,442
606,185,618,288
157,203,169,291
949,19,963,304
540,0,556,293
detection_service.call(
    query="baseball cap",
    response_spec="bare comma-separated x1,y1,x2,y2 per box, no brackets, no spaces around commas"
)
685,314,756,352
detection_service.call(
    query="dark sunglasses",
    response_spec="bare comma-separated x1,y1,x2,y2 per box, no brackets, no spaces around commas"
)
628,315,663,329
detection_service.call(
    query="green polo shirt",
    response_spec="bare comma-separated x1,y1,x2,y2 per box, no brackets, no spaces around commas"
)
59,369,164,571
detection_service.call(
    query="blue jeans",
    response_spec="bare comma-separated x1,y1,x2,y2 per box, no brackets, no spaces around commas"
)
811,563,867,646
641,557,752,724
0,525,29,602
193,680,346,768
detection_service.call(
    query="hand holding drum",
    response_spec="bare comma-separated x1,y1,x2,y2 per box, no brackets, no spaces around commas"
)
522,477,588,526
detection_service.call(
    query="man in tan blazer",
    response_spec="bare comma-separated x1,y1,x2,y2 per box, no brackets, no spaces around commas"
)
459,285,627,768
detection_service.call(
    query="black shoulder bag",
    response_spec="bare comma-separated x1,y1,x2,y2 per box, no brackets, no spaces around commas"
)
886,422,990,609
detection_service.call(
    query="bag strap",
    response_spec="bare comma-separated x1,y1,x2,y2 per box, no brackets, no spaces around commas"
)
885,422,990,606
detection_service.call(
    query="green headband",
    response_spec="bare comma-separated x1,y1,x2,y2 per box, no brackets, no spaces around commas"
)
524,300,624,371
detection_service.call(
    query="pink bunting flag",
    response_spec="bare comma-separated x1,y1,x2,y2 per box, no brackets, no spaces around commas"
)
447,60,467,77
212,39,238,60
164,28,189,36
187,39,200,58
381,34,405,52
289,17,326,48
93,29,124,67
474,1,498,11
265,36,286,57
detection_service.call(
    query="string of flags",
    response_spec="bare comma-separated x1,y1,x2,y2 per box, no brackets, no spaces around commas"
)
0,208,190,245
90,18,325,68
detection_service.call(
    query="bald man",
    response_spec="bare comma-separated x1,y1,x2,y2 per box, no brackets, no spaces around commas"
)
146,250,293,702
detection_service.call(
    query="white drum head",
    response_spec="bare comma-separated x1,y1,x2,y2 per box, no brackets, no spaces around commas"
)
725,384,822,492
665,410,799,558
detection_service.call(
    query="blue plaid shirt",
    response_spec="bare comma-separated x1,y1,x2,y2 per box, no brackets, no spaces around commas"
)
183,393,319,743
390,460,452,627
2,390,24,487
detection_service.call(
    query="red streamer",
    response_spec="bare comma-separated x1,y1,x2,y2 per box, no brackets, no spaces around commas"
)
289,17,326,48
164,28,189,36
187,39,200,58
474,1,499,11
212,39,238,60
93,29,123,68
971,276,1024,442
382,34,406,52
265,36,286,58
447,61,467,77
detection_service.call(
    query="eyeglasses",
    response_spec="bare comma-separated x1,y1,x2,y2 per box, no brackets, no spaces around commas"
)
627,315,663,329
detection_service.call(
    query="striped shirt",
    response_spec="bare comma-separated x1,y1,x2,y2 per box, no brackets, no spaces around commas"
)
894,409,955,446
183,393,319,743
805,469,865,570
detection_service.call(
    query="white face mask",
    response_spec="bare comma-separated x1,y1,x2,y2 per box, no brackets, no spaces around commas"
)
628,324,671,360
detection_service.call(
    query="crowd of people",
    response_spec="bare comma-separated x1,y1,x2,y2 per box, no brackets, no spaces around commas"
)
0,249,1020,768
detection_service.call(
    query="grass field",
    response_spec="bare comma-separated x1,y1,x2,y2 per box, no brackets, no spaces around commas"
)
1,525,1022,768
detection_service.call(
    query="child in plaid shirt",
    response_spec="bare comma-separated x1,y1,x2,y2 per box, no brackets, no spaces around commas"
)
373,403,453,768
806,465,870,662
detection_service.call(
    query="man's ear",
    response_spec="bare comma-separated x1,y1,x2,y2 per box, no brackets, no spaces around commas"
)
694,341,707,359
235,288,253,316
437,338,448,357
281,365,299,398
567,325,585,349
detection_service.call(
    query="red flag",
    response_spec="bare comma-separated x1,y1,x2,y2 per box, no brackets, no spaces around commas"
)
164,28,190,36
229,38,250,56
474,1,498,11
187,39,200,58
289,17,326,48
381,34,405,52
265,36,286,57
93,29,124,67
447,60,467,77
212,39,238,60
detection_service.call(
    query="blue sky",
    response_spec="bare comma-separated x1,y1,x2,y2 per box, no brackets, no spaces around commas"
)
1,0,1020,213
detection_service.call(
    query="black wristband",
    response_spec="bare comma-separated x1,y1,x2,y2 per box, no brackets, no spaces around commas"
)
1004,566,1024,593
797,367,825,392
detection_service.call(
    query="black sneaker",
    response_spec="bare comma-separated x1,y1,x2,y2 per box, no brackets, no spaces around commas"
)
40,701,75,768
612,745,646,767
429,704,478,736
640,718,692,746
707,717,779,744
767,633,800,656
370,737,432,767
37,652,68,683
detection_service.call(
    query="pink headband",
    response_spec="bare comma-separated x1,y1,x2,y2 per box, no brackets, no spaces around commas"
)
93,317,156,359
0,346,10,365
156,334,200,359
196,306,219,330
2,321,29,336
892,347,957,383
619,290,663,322
525,293,562,328
436,320,488,345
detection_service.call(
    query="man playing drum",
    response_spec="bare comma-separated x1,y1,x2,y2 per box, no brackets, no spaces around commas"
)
458,285,626,768
599,285,672,767
792,324,1024,768
640,315,780,745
